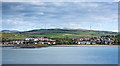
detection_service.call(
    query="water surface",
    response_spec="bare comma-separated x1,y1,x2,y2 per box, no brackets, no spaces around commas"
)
2,47,118,64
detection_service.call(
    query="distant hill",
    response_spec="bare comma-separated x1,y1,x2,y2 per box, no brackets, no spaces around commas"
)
2,28,118,41
1,30,19,33
17,28,118,38
21,28,117,34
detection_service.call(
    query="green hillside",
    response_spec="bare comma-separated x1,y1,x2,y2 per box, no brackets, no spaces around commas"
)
2,33,29,42
1,29,118,42
18,29,117,39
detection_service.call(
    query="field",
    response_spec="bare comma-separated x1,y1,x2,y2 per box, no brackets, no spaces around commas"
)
1,29,118,41
2,33,29,41
19,29,117,39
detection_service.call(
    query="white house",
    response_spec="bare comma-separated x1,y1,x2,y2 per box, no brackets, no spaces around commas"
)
78,41,91,44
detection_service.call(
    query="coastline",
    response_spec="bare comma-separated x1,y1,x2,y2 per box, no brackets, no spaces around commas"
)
1,45,119,48
52,45,120,47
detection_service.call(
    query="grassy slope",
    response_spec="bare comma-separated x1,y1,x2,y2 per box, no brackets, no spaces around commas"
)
2,29,118,40
2,33,29,40
19,29,117,39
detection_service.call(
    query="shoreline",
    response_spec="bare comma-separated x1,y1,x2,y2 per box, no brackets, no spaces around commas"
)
52,45,120,47
1,45,119,48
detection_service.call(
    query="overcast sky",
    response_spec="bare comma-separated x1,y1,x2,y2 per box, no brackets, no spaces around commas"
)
2,2,118,32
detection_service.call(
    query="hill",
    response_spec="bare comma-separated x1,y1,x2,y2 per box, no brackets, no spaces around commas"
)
17,28,117,39
1,28,118,41
1,30,19,33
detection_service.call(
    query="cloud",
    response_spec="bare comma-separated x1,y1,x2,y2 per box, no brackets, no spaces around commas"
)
28,2,47,6
113,30,118,32
2,0,118,2
2,2,118,32
37,12,44,15
78,3,99,8
114,0,120,2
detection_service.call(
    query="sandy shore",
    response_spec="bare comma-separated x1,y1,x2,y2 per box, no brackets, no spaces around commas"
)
52,45,120,47
1,45,119,48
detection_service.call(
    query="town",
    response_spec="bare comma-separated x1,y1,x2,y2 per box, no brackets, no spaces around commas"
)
73,36,117,45
2,35,118,45
3,37,56,45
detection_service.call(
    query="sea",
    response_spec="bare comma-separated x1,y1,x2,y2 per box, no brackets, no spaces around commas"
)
2,47,118,64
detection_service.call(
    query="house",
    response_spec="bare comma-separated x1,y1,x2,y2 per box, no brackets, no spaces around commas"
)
3,42,9,44
84,38,90,41
44,42,47,44
32,39,38,41
38,42,44,44
11,41,24,44
24,38,31,41
80,42,86,44
47,42,51,44
34,42,38,44
51,42,56,44
86,42,91,44
26,42,34,44
24,37,52,41
91,42,96,44
105,41,108,44
78,41,91,45
79,38,84,41
78,42,81,44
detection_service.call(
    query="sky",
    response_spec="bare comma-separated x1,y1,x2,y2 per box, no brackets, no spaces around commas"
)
2,2,118,32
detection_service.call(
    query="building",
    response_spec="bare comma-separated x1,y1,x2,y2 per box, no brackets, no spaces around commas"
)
78,41,91,45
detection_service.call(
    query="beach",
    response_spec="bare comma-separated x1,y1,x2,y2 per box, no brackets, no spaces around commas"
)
52,45,119,47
